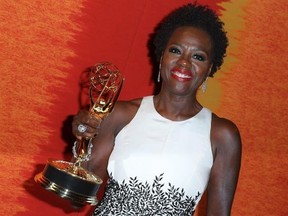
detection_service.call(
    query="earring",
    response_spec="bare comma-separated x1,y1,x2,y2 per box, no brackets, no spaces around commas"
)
157,56,162,83
201,78,208,93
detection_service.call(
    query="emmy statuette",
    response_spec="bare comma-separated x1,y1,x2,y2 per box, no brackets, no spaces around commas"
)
34,62,124,207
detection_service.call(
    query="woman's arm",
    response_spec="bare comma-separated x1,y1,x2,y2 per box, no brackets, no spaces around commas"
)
71,99,141,179
206,114,242,216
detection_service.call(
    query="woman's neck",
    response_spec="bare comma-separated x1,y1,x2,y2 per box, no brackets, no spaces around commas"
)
153,93,202,121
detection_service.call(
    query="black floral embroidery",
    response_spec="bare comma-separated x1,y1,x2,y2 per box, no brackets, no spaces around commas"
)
93,174,201,216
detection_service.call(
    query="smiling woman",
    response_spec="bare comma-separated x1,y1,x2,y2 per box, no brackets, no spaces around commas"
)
1,0,286,215
72,3,241,216
160,26,213,97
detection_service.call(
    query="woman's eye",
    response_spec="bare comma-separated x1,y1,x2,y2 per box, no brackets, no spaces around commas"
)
168,47,181,54
193,54,205,61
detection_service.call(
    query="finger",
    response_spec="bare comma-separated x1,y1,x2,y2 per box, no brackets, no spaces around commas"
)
82,131,98,140
73,110,101,129
73,123,99,140
85,115,102,129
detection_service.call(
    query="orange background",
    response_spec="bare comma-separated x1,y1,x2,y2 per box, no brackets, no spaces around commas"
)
0,0,287,215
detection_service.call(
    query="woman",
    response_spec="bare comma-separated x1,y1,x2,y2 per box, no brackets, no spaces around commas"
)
73,3,241,215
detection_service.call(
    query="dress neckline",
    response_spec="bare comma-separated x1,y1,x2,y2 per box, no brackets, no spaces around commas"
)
148,96,204,123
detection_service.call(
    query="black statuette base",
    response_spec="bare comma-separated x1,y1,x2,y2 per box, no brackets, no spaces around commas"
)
34,159,103,206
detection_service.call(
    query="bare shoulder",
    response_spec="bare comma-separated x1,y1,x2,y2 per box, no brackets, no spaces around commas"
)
113,98,142,120
101,98,143,134
210,113,242,157
115,98,142,113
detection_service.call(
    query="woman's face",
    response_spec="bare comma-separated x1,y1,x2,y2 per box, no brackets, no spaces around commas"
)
160,26,213,96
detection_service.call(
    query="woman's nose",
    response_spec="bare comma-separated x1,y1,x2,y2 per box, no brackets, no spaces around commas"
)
176,55,191,68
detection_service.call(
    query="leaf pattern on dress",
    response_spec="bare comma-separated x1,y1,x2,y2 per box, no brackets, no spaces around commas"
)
93,174,201,216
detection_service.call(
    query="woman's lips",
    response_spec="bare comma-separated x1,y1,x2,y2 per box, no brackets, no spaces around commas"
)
171,68,193,81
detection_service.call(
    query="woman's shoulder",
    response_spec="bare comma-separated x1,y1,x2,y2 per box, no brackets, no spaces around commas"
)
211,113,239,134
102,97,143,133
117,97,142,107
210,113,242,156
115,97,143,115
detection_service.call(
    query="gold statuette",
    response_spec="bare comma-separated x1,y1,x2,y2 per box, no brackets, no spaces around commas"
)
34,62,124,207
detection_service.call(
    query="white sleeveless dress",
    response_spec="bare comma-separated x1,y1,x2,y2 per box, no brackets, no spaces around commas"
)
93,96,213,215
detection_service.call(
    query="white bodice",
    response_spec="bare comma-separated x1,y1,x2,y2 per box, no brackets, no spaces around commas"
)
94,96,213,215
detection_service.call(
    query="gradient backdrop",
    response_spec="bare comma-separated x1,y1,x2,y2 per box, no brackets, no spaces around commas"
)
0,0,287,215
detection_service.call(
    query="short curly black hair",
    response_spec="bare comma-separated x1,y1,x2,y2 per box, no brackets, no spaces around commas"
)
152,3,228,77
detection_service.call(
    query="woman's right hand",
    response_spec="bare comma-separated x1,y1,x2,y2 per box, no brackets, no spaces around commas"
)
72,109,102,140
